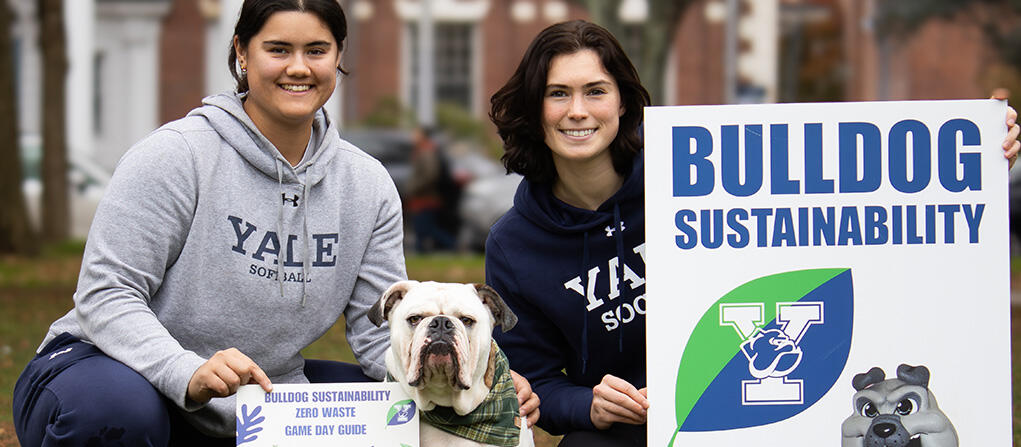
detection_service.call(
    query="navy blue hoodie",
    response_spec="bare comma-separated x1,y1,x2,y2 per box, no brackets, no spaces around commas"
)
486,154,646,435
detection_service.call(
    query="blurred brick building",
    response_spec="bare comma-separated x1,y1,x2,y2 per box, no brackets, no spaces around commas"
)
10,0,1020,174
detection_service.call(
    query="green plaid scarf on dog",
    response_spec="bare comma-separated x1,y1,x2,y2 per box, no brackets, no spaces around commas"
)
418,342,521,446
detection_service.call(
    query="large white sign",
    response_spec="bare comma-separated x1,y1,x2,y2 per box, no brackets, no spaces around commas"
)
644,100,1011,446
235,382,418,446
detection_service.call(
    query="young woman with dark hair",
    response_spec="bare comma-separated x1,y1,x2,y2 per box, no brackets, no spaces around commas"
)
12,1,404,445
487,20,652,447
486,19,1020,447
490,20,649,185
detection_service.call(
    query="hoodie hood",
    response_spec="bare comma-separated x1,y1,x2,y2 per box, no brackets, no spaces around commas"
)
513,154,645,235
188,92,339,186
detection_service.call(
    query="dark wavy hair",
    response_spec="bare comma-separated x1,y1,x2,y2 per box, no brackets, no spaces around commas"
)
228,0,349,93
489,20,651,183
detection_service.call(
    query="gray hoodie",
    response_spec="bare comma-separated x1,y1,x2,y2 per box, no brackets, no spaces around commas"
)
41,93,405,436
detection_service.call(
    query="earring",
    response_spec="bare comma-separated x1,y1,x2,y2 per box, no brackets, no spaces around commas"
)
241,66,247,76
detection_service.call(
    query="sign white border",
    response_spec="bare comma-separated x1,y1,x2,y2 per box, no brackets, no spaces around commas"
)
644,100,1011,446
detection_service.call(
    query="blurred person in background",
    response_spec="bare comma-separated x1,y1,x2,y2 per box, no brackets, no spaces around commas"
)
486,19,1021,447
12,0,405,445
408,126,457,253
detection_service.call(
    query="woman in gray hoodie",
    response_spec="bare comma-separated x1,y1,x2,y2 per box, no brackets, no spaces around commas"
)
12,1,404,445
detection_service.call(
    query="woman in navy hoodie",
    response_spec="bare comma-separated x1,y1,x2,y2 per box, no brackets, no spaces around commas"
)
487,20,652,446
487,19,1021,447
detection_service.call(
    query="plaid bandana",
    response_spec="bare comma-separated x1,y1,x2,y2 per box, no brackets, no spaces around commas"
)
417,342,522,446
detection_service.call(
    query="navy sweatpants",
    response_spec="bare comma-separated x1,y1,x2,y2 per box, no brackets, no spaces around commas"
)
557,424,647,447
13,333,375,447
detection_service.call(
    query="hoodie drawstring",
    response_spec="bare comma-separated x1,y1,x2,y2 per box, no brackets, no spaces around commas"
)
580,205,626,374
275,159,314,307
580,231,590,375
274,160,286,298
613,203,624,353
301,163,313,307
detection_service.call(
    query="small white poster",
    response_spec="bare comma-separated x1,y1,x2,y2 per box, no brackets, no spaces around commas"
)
235,382,419,446
644,100,1011,446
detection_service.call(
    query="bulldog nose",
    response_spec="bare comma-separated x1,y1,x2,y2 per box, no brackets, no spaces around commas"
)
872,423,897,438
428,316,455,335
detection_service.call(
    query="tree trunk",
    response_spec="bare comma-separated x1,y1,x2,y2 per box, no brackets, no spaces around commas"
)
580,0,620,31
0,1,39,254
576,0,692,105
639,0,689,105
39,0,69,241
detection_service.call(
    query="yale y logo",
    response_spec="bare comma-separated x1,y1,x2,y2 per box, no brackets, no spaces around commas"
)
720,302,823,405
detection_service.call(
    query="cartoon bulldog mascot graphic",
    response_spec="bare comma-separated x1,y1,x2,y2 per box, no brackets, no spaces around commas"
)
841,364,957,447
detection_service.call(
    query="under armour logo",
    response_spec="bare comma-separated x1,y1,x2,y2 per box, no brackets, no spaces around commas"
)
282,194,300,207
604,221,626,237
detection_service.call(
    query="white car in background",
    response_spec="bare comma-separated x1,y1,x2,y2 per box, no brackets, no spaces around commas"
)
21,138,110,239
338,128,521,253
457,171,521,252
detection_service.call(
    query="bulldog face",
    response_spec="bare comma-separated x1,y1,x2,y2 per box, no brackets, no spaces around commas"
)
840,365,958,447
740,328,803,379
368,281,517,413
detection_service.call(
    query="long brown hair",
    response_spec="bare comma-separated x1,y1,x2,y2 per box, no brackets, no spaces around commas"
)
489,20,650,183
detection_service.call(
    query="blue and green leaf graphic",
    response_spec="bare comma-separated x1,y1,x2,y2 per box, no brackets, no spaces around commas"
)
671,268,853,441
386,399,417,426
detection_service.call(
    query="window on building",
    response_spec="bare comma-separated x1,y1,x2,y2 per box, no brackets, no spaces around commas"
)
408,22,474,113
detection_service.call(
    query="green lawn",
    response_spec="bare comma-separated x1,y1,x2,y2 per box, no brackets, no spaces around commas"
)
0,246,1017,446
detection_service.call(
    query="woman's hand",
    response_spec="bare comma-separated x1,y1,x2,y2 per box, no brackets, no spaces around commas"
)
509,369,540,427
589,374,649,430
992,90,1020,168
187,348,273,404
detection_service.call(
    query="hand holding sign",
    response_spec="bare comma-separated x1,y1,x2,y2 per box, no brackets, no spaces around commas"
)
510,369,540,427
188,348,272,404
590,374,649,429
991,89,1020,167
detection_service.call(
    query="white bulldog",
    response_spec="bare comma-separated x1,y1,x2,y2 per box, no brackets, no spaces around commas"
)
367,280,534,447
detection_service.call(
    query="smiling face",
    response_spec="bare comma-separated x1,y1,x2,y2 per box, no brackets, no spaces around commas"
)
542,49,624,172
234,11,340,130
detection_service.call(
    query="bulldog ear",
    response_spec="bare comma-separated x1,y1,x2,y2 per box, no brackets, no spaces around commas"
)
852,367,886,391
473,283,518,332
896,364,930,388
368,280,417,327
